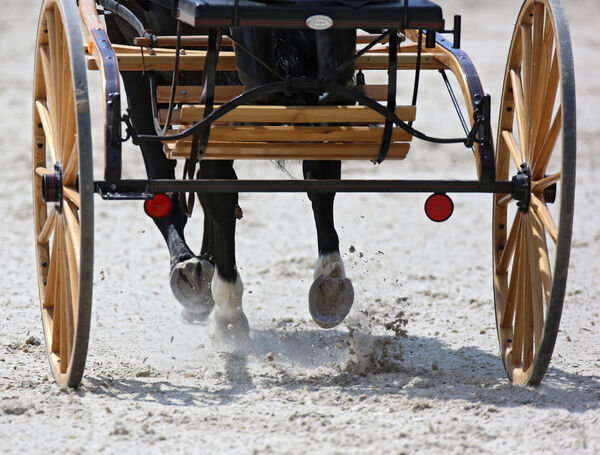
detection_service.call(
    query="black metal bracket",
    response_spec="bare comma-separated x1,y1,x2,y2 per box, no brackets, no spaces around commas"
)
107,92,122,147
428,15,461,49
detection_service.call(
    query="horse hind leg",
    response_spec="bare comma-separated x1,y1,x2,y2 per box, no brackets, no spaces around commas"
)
304,161,354,329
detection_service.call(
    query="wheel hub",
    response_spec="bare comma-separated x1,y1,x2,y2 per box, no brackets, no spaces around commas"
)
42,162,63,214
511,162,531,213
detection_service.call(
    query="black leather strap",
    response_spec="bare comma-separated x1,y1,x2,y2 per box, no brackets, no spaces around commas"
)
181,28,221,216
375,29,397,164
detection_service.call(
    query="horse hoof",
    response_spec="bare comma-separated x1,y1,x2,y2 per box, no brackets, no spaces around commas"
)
213,312,250,341
308,274,354,329
170,257,215,316
180,308,210,324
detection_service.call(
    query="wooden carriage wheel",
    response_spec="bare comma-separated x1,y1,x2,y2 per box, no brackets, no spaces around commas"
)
493,0,575,385
32,0,94,387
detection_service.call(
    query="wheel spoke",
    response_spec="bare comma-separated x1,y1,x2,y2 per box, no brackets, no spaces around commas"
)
56,19,68,153
46,9,60,125
512,216,532,369
501,130,524,168
509,69,528,159
39,44,57,133
502,221,524,329
531,3,545,96
61,216,76,365
532,171,560,193
44,226,59,309
533,105,562,178
498,211,522,275
51,221,63,353
64,142,79,184
521,22,533,155
531,210,553,304
63,186,81,208
63,201,81,270
532,7,553,138
62,211,80,328
35,100,58,164
530,194,558,243
525,215,544,356
59,251,69,374
53,13,64,149
35,166,52,177
61,85,76,171
534,49,559,155
37,208,57,244
497,193,513,208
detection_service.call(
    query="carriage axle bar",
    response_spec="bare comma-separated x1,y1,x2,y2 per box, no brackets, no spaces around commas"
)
94,178,522,199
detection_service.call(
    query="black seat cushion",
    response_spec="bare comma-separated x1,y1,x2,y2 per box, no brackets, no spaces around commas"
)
149,0,443,30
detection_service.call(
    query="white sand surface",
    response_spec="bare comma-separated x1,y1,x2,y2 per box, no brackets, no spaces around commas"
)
1,0,599,453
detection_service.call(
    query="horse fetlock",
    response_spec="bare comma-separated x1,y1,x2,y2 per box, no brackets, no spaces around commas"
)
313,251,346,280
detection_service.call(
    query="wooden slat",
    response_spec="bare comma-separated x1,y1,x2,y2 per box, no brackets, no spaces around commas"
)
87,51,446,72
164,141,410,160
161,104,416,124
166,125,412,143
156,84,390,103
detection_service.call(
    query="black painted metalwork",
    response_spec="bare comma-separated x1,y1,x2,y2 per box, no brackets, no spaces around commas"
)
133,78,480,146
434,31,494,182
90,27,122,183
42,162,63,214
439,69,469,137
95,177,519,199
513,162,531,213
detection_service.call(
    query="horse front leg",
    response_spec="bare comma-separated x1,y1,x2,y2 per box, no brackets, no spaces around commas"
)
197,161,249,338
118,71,216,320
304,160,354,328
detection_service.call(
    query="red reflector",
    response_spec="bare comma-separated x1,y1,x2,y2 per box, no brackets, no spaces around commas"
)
144,194,172,218
425,193,453,222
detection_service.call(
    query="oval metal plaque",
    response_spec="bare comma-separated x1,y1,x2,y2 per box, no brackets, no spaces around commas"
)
306,15,333,30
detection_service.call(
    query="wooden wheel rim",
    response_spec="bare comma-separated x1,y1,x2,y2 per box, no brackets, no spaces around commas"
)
33,0,93,387
493,0,575,385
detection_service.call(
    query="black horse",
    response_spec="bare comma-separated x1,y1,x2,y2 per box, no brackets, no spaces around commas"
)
106,0,356,337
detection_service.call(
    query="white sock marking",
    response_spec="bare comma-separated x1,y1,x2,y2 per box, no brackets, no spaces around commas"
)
211,269,245,323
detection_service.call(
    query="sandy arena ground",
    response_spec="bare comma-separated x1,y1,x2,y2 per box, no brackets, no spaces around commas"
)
1,0,599,453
